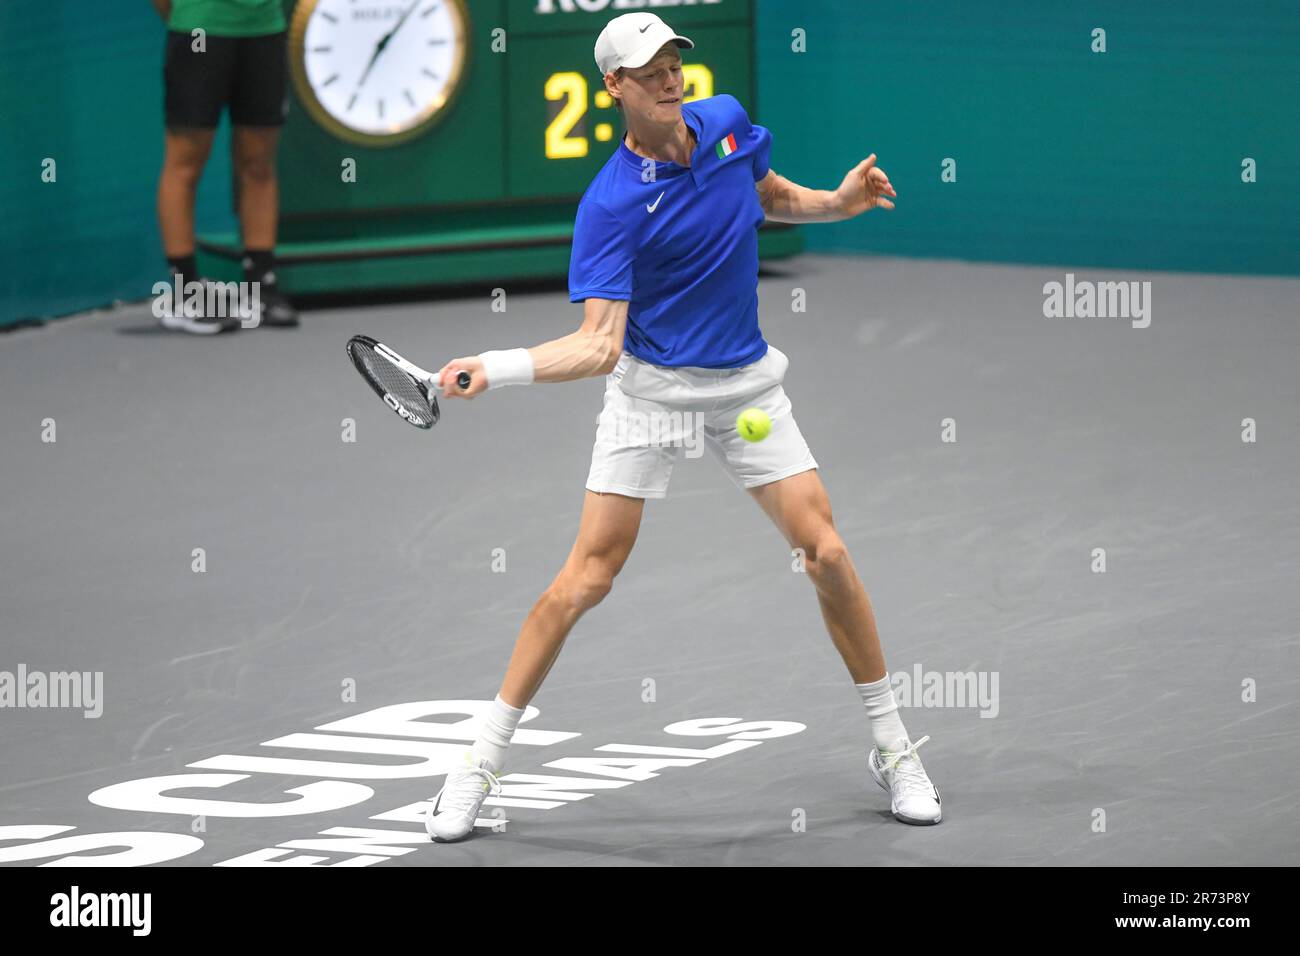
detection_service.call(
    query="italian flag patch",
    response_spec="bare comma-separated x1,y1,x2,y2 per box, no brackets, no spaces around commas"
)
715,132,738,159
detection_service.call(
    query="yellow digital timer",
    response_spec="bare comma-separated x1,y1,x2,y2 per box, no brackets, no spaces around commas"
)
542,64,715,160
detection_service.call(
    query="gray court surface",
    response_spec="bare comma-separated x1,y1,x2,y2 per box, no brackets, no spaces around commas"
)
2,254,1298,867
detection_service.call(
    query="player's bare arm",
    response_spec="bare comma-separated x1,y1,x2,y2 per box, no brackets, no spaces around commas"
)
755,154,896,223
436,296,628,399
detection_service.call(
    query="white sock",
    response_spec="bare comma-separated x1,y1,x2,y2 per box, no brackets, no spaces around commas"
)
470,693,525,774
856,675,910,754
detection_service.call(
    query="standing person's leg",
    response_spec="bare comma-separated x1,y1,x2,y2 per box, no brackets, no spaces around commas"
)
158,128,216,267
230,30,298,326
158,29,237,332
231,126,279,251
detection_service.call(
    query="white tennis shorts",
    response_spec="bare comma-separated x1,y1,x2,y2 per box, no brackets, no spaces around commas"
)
586,344,818,499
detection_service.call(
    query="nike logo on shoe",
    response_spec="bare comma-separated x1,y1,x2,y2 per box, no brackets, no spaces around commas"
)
646,191,665,213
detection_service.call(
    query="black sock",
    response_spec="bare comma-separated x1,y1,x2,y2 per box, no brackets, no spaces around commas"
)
168,253,198,283
242,248,277,286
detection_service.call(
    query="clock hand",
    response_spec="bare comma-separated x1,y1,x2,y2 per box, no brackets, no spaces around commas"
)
354,0,422,93
385,0,422,42
355,36,389,92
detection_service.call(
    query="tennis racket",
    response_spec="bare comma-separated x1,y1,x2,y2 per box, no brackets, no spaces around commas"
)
346,334,471,430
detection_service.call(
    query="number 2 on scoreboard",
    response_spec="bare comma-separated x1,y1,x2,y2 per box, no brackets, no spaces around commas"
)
544,65,714,161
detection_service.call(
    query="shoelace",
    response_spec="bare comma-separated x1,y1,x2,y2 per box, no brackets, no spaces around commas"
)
879,735,934,798
432,764,502,816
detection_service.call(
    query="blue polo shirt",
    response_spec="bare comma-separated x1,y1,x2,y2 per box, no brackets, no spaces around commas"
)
568,93,773,369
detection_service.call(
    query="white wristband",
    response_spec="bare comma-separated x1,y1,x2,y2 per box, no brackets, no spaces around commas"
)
479,348,535,389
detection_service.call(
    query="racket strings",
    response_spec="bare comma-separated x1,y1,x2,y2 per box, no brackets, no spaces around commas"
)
349,341,437,427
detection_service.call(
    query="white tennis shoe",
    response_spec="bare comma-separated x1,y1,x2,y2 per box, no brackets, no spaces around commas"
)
425,752,502,842
868,735,942,825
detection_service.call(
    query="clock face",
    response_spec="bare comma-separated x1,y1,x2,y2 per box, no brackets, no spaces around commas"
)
290,0,468,146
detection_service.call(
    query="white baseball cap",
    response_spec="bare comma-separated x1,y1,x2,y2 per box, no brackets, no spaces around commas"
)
594,12,694,75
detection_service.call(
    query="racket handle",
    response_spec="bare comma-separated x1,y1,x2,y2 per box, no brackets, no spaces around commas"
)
431,369,473,392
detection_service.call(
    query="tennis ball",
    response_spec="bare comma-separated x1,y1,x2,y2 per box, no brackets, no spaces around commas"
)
736,407,772,442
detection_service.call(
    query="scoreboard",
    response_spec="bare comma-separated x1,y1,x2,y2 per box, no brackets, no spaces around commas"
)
197,0,801,293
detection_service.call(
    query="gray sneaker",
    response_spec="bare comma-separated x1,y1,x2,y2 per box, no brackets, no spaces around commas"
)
158,278,240,334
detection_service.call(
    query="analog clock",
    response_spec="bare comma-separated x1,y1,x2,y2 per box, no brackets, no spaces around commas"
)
289,0,469,147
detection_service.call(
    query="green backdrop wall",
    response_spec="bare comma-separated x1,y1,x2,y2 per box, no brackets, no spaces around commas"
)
0,3,239,327
2,1,1297,327
754,0,1299,273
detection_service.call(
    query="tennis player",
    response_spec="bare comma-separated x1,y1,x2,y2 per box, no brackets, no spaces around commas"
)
427,12,941,840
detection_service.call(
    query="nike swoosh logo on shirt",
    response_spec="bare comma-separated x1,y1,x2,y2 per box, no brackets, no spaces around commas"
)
646,191,665,213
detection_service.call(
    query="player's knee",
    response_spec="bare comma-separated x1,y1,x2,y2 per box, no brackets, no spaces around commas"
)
577,562,617,609
804,533,850,582
555,560,616,613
